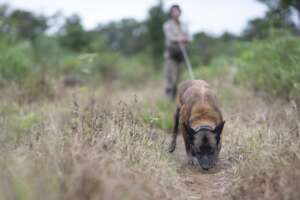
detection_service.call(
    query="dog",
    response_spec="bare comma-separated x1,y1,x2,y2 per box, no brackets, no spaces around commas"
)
168,80,225,170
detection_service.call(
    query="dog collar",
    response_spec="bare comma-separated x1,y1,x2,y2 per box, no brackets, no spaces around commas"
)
194,125,214,132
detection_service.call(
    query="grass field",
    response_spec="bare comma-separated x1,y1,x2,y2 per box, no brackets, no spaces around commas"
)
1,65,299,200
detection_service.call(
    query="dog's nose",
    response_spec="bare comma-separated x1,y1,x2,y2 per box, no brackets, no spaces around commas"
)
201,165,210,170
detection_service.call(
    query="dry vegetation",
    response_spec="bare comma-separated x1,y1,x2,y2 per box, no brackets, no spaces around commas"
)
0,71,300,200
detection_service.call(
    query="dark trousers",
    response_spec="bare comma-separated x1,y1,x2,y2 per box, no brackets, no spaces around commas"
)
165,51,182,100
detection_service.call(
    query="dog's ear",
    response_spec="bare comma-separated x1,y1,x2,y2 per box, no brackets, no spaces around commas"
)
187,123,196,135
185,123,196,141
214,121,225,136
214,121,225,144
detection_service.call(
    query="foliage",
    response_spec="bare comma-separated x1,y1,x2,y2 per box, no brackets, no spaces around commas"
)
0,6,48,42
0,40,33,83
59,52,155,85
146,0,168,68
242,9,296,40
190,32,237,65
259,0,300,12
143,99,174,130
236,36,300,102
58,14,90,52
32,35,65,68
257,0,300,31
94,18,148,54
0,103,41,144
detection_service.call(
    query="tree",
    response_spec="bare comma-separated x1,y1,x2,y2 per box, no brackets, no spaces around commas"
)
258,0,300,30
1,8,48,42
242,7,296,40
243,18,271,39
281,0,300,12
94,18,147,54
146,0,168,69
58,14,90,52
259,0,300,13
280,0,300,28
220,32,237,42
0,4,9,39
9,10,47,41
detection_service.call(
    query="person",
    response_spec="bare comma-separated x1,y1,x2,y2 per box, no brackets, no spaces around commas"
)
163,4,192,100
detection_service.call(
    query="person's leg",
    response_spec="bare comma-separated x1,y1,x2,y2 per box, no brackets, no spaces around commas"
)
165,57,177,99
165,49,183,100
172,61,182,99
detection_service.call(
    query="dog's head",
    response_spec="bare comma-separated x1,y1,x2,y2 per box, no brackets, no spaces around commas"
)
186,121,225,170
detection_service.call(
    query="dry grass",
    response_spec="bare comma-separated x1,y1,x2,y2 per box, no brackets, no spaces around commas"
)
217,80,300,200
0,85,187,200
0,74,300,200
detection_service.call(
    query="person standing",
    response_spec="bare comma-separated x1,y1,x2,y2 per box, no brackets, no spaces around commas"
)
163,4,192,100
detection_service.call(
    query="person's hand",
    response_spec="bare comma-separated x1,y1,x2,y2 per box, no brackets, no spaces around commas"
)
177,36,188,44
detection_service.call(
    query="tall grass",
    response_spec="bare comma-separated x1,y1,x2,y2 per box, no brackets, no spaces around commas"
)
0,86,186,200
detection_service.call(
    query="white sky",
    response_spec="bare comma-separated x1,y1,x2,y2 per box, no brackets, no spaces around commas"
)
1,0,268,35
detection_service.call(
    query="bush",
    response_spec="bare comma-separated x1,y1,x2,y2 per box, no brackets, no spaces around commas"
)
32,35,65,69
19,75,55,103
60,52,156,85
0,103,41,145
143,99,174,130
235,36,300,102
0,41,33,82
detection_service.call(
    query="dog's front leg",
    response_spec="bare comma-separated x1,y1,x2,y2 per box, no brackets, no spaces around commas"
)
168,107,180,153
181,127,194,164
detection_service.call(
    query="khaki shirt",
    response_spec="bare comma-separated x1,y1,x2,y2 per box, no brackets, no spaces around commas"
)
163,19,192,47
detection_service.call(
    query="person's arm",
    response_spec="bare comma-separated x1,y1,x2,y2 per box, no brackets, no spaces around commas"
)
182,22,193,43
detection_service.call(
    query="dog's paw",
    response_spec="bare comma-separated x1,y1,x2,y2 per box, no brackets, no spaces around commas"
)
168,142,176,153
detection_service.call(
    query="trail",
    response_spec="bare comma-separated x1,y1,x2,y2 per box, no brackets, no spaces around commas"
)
169,78,244,200
171,136,235,200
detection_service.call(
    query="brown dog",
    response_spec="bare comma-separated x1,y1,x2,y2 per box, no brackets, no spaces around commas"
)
168,80,225,170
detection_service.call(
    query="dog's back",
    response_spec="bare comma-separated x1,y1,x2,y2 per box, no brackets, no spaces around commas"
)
176,80,223,129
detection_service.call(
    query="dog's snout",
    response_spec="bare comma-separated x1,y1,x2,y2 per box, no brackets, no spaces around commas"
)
202,136,208,144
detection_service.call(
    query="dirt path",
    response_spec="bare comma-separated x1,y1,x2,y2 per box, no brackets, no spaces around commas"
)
172,83,239,200
170,136,235,200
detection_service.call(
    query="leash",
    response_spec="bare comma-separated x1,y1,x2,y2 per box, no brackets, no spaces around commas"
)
179,42,194,80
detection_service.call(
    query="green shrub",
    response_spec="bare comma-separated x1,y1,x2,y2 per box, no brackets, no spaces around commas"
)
115,54,156,83
0,104,41,145
236,36,300,101
91,52,120,80
32,35,65,69
61,54,90,75
60,52,119,83
143,99,174,130
188,57,231,81
0,41,33,82
60,52,156,85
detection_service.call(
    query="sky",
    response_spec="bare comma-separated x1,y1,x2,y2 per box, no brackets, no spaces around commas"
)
1,0,268,35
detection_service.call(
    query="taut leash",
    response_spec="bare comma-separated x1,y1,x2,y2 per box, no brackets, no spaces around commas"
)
179,42,194,80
